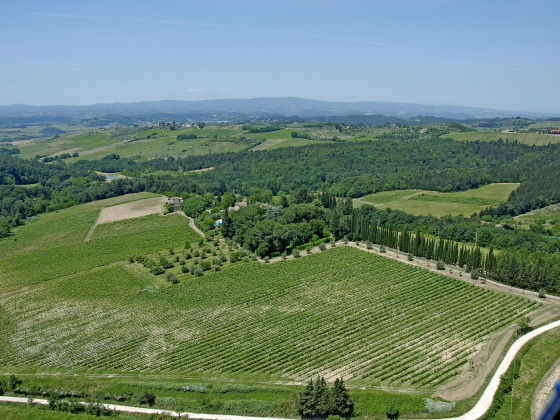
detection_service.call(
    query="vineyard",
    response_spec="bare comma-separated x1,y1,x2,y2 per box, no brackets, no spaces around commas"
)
0,241,539,390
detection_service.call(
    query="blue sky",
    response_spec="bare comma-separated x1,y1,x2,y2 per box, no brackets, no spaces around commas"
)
1,0,559,113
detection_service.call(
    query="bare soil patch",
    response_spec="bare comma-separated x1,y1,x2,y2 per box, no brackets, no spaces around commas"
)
433,328,514,401
188,166,215,173
97,197,167,224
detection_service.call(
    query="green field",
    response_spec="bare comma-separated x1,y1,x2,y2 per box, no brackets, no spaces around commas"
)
355,183,519,217
12,124,380,161
442,131,560,146
1,217,539,389
490,327,560,419
515,203,560,231
0,193,199,293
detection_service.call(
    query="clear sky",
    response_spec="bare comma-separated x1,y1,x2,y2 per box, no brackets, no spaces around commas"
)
1,0,559,113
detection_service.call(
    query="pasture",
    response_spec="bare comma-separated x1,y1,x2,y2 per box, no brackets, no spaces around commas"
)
354,183,519,217
441,131,560,146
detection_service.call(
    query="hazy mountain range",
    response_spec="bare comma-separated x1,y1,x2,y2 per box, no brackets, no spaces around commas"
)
0,98,557,124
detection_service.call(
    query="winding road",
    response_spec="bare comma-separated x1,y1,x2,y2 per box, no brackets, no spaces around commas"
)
2,320,560,419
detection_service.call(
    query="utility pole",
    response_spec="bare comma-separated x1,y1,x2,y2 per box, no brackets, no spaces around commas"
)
510,323,517,420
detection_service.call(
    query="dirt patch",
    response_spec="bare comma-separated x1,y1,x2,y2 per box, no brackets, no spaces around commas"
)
432,328,514,401
188,166,215,173
97,197,167,224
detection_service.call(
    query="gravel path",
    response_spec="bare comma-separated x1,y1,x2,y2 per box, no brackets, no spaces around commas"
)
2,320,559,420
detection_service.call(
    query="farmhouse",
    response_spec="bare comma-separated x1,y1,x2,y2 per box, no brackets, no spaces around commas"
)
167,196,183,205
167,196,183,212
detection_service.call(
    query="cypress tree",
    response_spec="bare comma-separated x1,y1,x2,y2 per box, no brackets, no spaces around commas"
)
297,379,316,418
330,378,354,418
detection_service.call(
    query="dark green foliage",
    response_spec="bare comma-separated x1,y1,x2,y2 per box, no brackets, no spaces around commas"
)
481,361,520,419
8,375,22,392
182,195,210,217
386,404,400,419
436,260,445,270
165,271,179,283
143,392,156,406
297,377,354,419
177,134,198,140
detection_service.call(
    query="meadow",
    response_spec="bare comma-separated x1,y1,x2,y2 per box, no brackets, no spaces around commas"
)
441,131,560,146
354,183,519,217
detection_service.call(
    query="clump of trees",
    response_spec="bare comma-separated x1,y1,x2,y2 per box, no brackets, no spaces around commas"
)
298,377,354,419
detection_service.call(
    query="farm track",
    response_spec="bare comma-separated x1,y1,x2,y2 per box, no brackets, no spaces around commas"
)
172,210,206,238
2,320,560,419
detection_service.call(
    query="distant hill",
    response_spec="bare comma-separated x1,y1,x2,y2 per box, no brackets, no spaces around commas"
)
0,97,556,125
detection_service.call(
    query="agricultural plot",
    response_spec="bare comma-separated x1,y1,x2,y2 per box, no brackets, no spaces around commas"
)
0,244,538,390
0,193,198,293
441,131,560,146
355,183,519,217
15,132,118,159
515,203,560,231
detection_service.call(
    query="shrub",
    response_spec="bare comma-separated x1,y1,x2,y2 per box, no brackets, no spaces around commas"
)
193,266,203,277
436,260,445,270
330,239,336,247
319,243,327,251
379,245,386,253
143,392,156,406
539,288,546,298
470,269,480,280
165,272,179,284
366,241,373,250
202,260,212,271
407,253,414,261
263,256,270,263
181,265,189,273
305,246,312,254
293,250,300,258
150,266,165,275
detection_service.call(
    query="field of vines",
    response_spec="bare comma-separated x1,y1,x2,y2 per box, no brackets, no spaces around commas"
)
0,242,539,389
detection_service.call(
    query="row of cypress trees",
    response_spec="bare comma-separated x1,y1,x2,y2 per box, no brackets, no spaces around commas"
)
298,377,354,419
